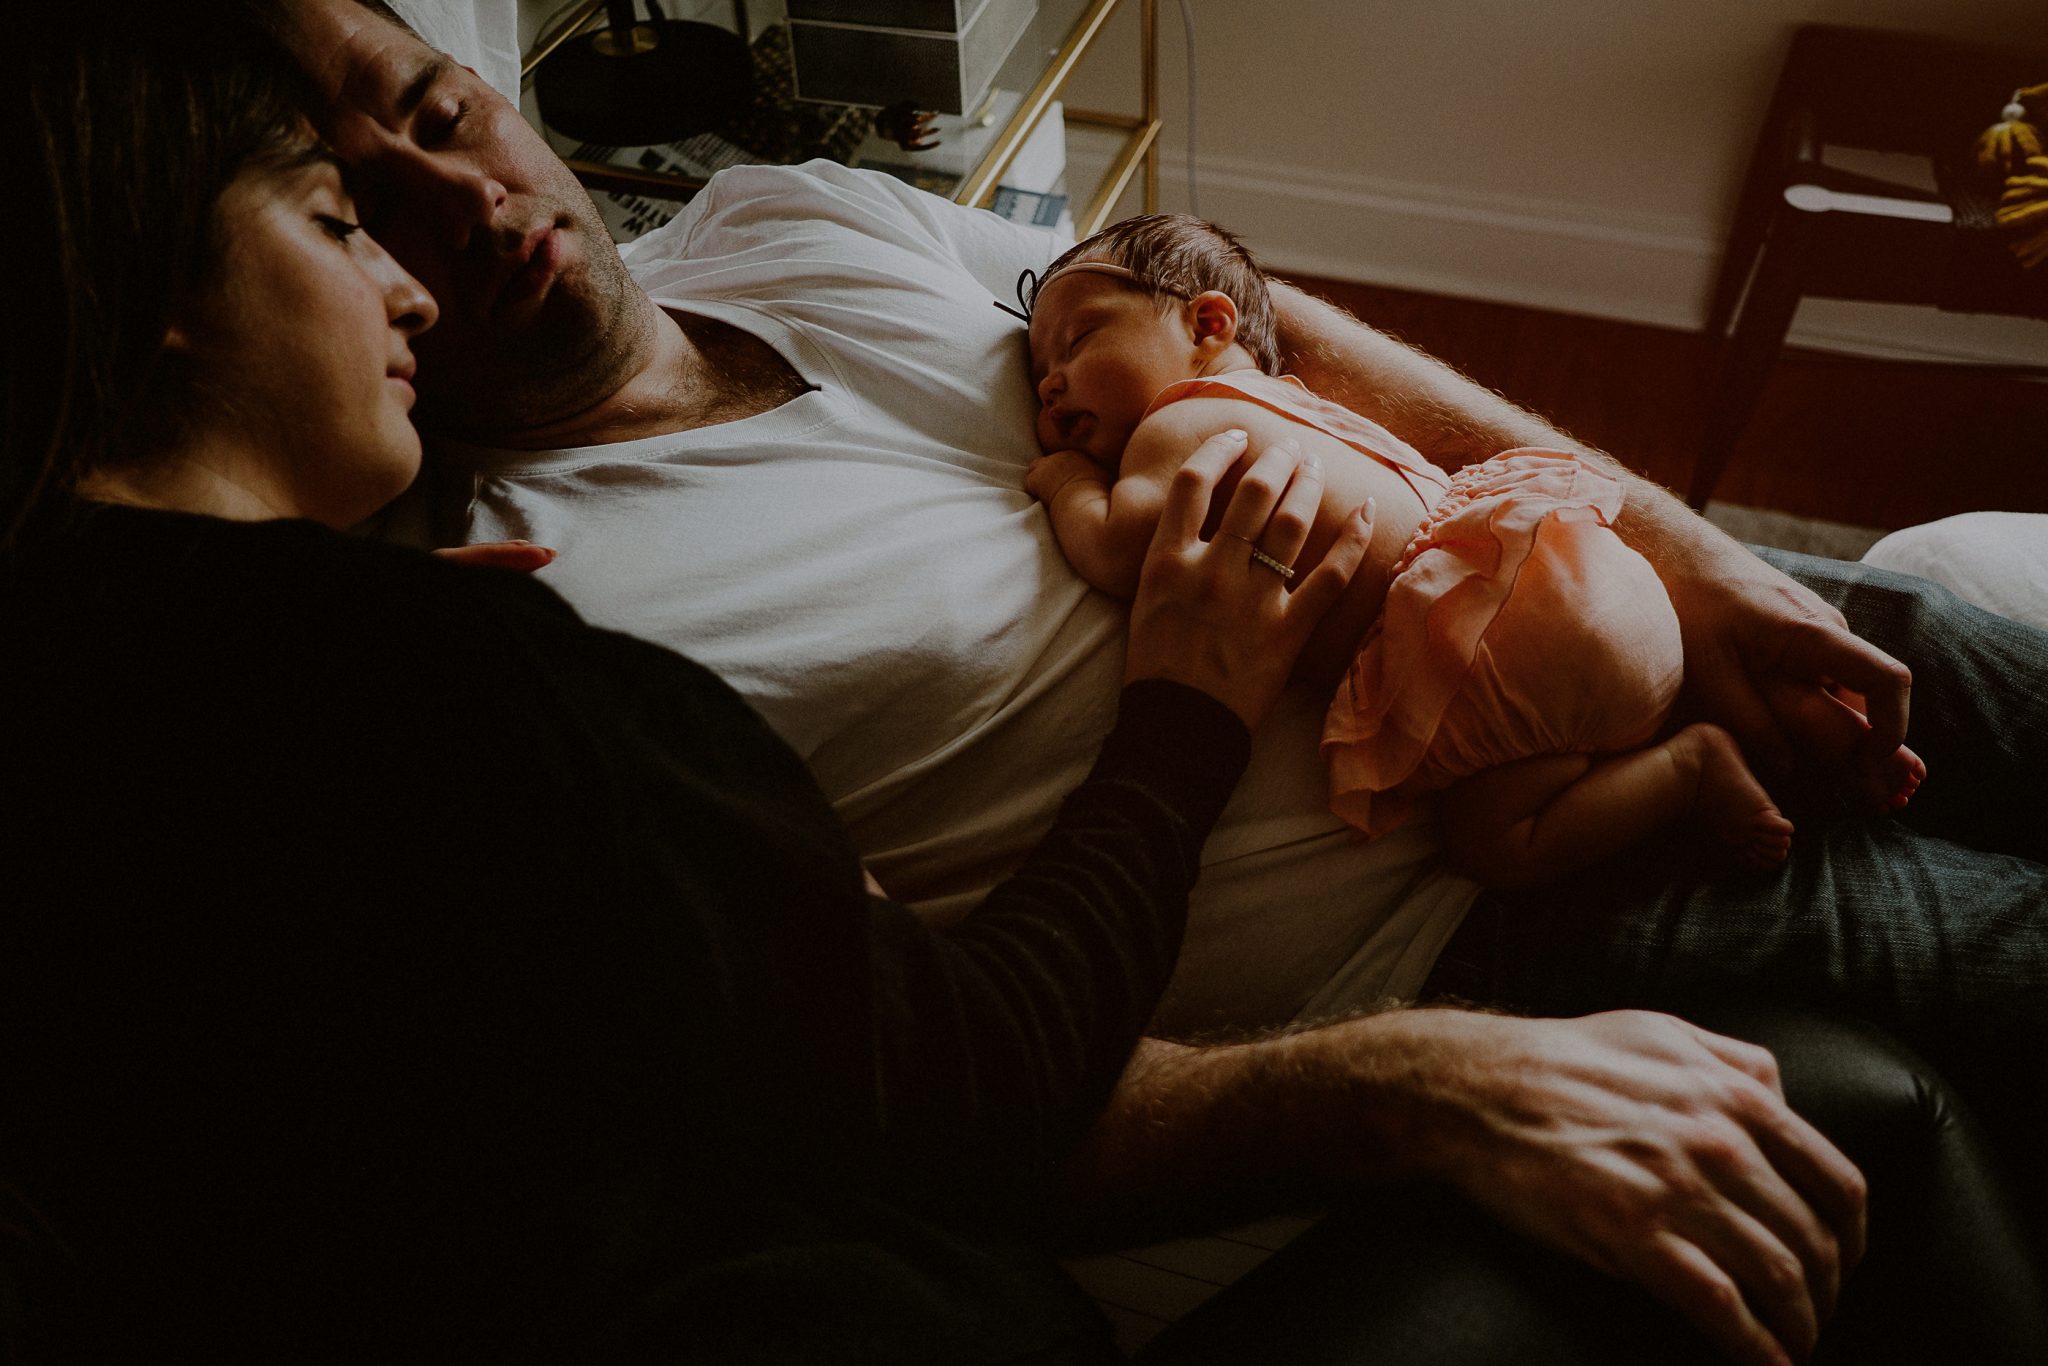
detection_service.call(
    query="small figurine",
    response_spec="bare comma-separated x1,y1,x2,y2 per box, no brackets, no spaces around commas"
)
875,100,941,151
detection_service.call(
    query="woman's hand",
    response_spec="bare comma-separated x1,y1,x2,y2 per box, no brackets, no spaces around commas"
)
432,540,557,573
1123,429,1374,729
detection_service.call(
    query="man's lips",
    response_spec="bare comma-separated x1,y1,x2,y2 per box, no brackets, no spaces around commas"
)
487,225,563,320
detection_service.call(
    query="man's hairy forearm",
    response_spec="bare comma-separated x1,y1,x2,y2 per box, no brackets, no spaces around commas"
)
1057,1012,1469,1238
1062,1008,1872,1365
1271,280,1589,472
1269,280,1751,571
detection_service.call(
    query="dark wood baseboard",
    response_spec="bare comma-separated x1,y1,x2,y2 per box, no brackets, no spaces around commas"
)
1286,274,2048,532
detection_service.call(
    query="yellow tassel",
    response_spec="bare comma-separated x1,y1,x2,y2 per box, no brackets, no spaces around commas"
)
1981,89,2048,269
1976,85,2048,175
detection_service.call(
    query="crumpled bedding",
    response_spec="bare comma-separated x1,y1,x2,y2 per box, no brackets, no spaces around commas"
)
1862,511,2048,630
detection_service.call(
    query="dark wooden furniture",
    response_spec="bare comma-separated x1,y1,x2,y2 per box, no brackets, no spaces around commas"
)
1691,24,2048,510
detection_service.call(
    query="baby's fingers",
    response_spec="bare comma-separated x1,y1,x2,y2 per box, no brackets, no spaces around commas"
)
1027,450,1111,507
1022,456,1063,503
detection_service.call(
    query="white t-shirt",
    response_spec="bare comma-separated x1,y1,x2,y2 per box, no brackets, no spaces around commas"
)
429,161,1477,1031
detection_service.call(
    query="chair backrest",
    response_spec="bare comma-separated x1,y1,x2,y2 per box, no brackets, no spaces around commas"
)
1786,24,2047,165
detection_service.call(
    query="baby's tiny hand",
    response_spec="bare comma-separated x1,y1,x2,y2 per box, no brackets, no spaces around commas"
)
1025,450,1110,505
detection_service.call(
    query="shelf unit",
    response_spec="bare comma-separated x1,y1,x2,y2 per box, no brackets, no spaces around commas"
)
521,0,1157,234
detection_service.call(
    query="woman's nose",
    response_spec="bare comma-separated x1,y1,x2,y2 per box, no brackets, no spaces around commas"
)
368,237,440,336
391,273,440,336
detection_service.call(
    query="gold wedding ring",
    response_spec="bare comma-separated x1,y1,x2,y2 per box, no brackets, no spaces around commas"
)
1218,532,1297,582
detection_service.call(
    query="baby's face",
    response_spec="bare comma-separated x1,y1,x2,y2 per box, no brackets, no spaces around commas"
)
1027,272,1199,466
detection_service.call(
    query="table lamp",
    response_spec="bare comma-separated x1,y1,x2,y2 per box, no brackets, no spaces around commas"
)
535,0,753,146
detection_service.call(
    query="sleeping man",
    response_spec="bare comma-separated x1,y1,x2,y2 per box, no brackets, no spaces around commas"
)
278,0,2048,1358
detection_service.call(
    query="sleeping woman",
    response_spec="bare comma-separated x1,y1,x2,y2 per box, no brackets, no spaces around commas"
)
0,8,1366,1358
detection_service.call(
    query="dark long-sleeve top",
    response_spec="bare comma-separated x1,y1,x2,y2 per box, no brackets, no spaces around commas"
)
0,503,1250,1363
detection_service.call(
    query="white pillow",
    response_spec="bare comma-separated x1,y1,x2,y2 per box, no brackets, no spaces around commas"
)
388,0,522,105
1861,511,2048,630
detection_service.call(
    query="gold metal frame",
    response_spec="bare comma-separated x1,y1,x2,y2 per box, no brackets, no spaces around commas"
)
953,0,1159,232
522,0,606,82
521,0,1159,226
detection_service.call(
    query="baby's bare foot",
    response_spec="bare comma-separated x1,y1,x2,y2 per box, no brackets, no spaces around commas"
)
1678,722,1794,871
1856,738,1926,815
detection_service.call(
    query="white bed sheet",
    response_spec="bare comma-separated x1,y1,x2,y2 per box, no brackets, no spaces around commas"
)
388,0,521,104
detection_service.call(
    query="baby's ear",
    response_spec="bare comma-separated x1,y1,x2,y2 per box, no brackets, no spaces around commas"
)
1189,291,1240,353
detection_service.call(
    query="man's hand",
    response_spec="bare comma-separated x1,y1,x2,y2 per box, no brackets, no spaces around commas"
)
1655,527,1917,805
1069,1007,1865,1366
1405,1011,1866,1366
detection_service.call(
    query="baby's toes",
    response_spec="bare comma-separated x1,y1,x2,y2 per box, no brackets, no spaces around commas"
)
1874,745,1927,814
1731,810,1793,871
1745,831,1793,869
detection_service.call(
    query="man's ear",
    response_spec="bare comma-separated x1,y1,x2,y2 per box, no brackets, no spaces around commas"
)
1189,291,1240,358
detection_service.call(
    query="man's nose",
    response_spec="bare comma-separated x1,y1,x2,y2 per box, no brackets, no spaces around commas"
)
404,155,509,251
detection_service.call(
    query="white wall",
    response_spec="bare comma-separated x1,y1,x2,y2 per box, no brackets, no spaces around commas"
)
1060,0,2048,364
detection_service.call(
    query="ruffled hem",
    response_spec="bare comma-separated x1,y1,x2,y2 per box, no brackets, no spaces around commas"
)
1321,450,1650,837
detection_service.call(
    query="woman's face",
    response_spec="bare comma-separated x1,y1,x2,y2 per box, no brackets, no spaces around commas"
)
181,149,437,527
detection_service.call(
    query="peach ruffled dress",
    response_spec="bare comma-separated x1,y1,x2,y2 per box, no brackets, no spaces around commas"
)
1146,372,1685,839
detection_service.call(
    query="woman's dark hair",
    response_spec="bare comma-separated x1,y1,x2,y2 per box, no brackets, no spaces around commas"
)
3,5,322,549
1036,214,1282,374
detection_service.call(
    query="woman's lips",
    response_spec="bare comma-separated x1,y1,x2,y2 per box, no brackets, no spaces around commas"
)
386,359,417,407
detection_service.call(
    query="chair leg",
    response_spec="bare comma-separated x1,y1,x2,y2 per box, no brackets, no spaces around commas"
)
1705,88,1795,341
1690,206,1811,510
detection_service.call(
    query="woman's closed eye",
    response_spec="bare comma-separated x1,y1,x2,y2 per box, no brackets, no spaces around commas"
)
317,214,363,243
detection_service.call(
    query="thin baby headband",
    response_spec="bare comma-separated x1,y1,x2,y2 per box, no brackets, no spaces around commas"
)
993,260,1189,324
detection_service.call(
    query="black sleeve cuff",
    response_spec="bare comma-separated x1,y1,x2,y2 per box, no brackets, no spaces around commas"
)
1087,679,1254,842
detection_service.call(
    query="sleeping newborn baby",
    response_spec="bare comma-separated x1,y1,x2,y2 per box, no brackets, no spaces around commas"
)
1020,214,1924,886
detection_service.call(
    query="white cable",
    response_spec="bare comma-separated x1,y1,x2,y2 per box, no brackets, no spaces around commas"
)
1178,0,1198,216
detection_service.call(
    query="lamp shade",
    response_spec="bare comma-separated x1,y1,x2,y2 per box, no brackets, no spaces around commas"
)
536,13,753,146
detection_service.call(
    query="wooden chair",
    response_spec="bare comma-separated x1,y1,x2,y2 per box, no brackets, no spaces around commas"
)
1690,24,2048,511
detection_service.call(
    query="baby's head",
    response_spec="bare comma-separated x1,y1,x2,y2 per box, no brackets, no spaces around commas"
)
1025,215,1278,464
